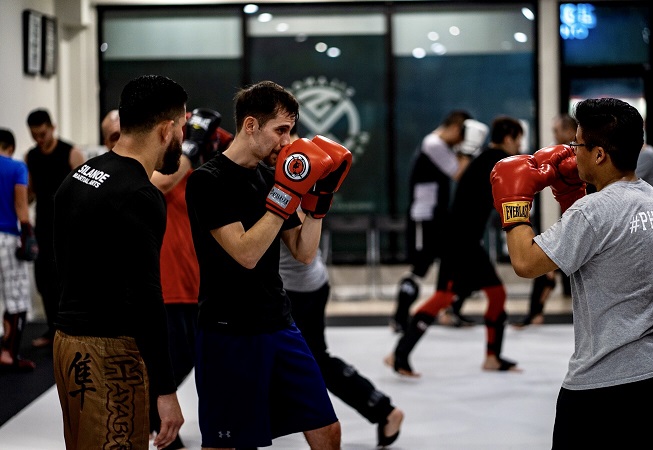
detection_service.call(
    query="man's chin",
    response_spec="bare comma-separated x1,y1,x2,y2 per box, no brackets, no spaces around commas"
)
158,151,182,175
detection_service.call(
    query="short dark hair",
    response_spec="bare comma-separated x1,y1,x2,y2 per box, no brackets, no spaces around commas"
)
558,113,577,131
0,128,16,150
573,98,644,172
27,109,52,127
234,81,299,133
118,75,188,134
490,116,523,144
441,110,472,128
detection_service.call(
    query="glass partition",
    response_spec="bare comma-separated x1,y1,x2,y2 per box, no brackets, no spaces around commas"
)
392,4,537,214
100,6,242,132
247,6,388,215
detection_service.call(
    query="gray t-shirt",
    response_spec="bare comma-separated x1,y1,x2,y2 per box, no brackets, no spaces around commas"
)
279,241,329,292
534,180,653,390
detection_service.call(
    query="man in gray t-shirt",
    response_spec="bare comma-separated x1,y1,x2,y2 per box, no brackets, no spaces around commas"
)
491,98,653,449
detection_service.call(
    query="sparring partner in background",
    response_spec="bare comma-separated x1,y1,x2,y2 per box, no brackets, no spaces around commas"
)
391,110,486,333
491,97,653,449
101,109,121,151
0,128,37,372
276,125,404,448
25,109,85,348
150,108,221,450
186,80,341,450
513,112,578,328
386,116,524,377
437,118,491,327
52,75,186,450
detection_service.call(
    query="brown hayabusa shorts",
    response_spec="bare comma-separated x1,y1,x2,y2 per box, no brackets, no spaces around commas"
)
53,330,151,450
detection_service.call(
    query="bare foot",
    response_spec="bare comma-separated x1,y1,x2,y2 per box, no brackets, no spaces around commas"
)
384,408,404,438
482,355,523,372
0,349,13,365
531,314,545,325
383,354,421,378
32,336,53,348
437,310,456,326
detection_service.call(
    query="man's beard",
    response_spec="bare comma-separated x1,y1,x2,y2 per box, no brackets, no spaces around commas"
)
158,136,182,175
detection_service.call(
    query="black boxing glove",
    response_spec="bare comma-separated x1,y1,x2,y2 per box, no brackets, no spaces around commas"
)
15,222,38,261
183,108,222,165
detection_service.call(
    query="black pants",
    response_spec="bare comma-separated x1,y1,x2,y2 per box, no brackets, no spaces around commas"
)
552,377,653,449
34,250,59,339
149,303,198,450
287,283,394,424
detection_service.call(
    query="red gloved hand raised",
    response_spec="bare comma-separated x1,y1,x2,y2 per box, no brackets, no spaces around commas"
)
533,145,586,213
266,138,334,219
490,155,556,230
300,135,352,218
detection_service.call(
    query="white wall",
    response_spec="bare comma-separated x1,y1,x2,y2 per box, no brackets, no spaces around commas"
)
0,0,57,159
0,0,100,159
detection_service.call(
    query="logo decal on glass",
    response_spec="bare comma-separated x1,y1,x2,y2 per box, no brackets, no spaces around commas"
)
290,77,368,163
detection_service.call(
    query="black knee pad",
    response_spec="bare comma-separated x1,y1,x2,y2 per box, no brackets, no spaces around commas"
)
398,276,420,300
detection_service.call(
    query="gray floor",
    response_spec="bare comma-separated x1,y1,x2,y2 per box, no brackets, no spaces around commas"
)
0,263,572,448
0,323,573,449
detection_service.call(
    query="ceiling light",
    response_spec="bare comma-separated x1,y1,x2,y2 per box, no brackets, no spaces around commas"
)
243,4,258,14
412,47,426,59
521,7,535,21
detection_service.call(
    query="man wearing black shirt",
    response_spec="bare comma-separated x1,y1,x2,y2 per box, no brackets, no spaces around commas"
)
186,81,341,450
25,108,85,347
52,75,187,450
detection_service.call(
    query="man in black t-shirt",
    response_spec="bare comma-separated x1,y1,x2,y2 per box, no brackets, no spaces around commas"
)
25,108,85,347
52,75,187,450
186,81,341,450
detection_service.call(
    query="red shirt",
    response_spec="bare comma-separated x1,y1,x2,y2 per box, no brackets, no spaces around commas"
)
160,169,199,304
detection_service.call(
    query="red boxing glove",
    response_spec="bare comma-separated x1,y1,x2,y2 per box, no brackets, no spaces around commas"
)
490,155,556,230
266,138,334,219
300,135,353,218
533,145,586,213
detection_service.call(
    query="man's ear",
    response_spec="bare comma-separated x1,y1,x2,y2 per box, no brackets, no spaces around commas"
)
159,120,174,144
243,116,258,134
595,146,607,164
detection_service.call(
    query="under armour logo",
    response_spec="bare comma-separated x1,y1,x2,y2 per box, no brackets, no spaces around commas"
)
218,431,231,438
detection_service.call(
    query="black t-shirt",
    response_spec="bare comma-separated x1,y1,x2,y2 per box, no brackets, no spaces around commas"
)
53,151,175,396
449,147,510,240
26,139,73,251
186,153,300,334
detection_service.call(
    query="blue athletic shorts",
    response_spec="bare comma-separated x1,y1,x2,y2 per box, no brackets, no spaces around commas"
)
195,323,338,448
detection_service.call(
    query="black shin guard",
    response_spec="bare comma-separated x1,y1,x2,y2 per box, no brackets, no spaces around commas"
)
529,274,556,317
321,355,394,424
392,276,420,332
394,312,434,371
485,311,507,357
2,311,27,360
